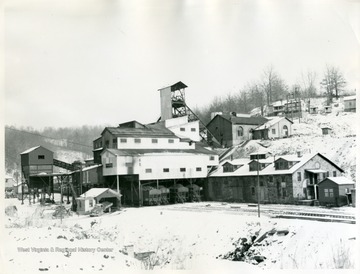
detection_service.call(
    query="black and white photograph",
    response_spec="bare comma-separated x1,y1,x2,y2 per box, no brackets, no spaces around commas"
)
1,0,359,273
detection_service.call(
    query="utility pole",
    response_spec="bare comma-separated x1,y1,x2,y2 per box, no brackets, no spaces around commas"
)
257,154,261,218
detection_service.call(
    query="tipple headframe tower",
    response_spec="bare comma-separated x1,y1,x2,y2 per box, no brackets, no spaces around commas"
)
158,81,220,147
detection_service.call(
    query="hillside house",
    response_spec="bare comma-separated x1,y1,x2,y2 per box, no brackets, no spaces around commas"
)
252,117,293,140
343,95,356,112
318,177,355,207
206,114,268,147
206,152,344,204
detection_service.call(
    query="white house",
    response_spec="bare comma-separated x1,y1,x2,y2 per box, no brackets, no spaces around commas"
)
252,117,293,140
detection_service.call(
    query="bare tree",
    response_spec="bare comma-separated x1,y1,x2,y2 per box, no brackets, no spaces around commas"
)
300,70,318,99
320,65,346,103
261,65,288,105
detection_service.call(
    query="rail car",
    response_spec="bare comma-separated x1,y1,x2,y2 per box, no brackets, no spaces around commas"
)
142,186,162,206
169,184,189,204
188,184,201,202
159,185,170,204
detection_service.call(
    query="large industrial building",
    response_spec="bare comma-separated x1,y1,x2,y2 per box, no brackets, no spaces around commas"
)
17,81,354,208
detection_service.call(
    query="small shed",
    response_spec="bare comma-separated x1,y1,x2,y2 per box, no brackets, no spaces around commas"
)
309,106,318,114
76,188,121,214
318,177,355,207
343,95,356,112
324,106,332,113
321,126,332,135
5,176,17,191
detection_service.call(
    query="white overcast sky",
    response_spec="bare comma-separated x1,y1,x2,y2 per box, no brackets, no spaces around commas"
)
4,0,360,129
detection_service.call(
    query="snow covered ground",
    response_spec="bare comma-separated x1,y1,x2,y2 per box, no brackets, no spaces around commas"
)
2,197,358,273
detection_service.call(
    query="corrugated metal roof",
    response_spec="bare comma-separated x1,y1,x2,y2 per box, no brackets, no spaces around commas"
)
158,81,188,91
102,126,176,138
20,146,41,154
319,176,355,185
220,115,268,125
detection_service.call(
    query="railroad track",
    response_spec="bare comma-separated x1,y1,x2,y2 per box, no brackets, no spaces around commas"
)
166,204,356,224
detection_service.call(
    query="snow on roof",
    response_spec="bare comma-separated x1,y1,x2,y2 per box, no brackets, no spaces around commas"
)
211,153,317,177
82,164,102,172
20,146,41,154
80,188,121,198
319,176,355,185
254,116,293,130
343,95,356,101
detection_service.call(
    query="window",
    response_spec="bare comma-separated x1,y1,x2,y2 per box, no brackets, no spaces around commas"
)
326,171,329,177
120,138,127,143
196,167,202,172
38,155,45,160
281,182,286,188
191,128,196,132
168,139,174,144
89,199,93,207
180,168,186,172
260,180,264,187
297,172,302,181
251,187,255,196
105,163,113,168
152,139,158,144
134,139,141,143
268,175,273,183
324,188,333,197
237,126,244,137
113,138,117,148
105,140,110,148
145,168,152,173
209,156,215,161
282,188,287,198
163,168,169,173
272,129,276,134
333,171,337,177
180,128,185,132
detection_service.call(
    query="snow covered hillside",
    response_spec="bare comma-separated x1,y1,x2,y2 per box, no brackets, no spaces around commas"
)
224,111,357,181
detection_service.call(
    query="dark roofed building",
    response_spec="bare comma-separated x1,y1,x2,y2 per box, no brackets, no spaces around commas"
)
206,114,268,147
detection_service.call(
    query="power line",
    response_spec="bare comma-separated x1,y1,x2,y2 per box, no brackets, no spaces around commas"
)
5,127,93,148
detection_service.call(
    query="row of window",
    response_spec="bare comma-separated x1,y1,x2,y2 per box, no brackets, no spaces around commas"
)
106,138,175,147
180,128,197,132
145,167,202,173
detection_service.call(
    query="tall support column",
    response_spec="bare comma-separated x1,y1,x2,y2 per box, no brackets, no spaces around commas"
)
156,179,159,189
138,180,141,206
117,175,120,194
